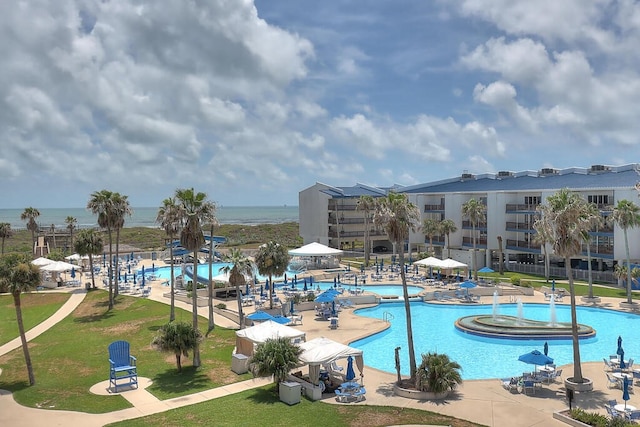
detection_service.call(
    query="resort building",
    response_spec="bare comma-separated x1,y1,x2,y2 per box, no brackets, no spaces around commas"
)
299,164,640,283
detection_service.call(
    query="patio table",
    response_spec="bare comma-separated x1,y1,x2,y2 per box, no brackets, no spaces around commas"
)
615,404,636,412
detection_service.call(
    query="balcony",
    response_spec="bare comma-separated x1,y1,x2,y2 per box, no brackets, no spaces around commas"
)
505,203,539,213
505,221,535,232
424,204,445,212
505,239,540,253
582,245,614,259
328,203,358,211
328,217,365,225
461,220,487,230
462,236,487,248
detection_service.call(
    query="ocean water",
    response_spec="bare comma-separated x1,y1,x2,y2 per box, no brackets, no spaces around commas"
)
0,206,298,230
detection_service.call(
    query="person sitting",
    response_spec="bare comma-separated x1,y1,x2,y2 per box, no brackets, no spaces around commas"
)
323,378,337,393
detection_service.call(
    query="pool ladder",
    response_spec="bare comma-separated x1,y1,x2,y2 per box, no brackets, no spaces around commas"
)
383,311,394,323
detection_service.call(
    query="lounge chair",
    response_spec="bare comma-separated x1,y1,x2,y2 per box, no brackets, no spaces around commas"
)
329,317,339,330
604,358,614,371
352,386,366,402
627,410,640,421
522,379,535,395
605,405,622,419
334,389,352,403
606,372,621,389
501,377,519,392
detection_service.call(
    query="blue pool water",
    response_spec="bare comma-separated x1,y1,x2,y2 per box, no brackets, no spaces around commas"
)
351,302,640,380
312,282,423,297
150,264,292,283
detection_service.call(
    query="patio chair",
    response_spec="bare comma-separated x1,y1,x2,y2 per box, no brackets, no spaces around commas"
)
329,317,339,330
550,369,562,383
501,377,519,392
352,386,366,402
626,358,635,371
606,372,621,389
605,405,622,419
108,340,138,392
522,379,536,395
334,389,353,403
627,410,640,421
604,358,614,371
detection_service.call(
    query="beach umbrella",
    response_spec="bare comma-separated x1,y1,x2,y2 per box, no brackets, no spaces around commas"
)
468,270,472,280
617,336,624,356
265,279,270,291
380,259,383,267
271,315,292,325
303,279,308,292
331,300,336,317
290,299,295,315
346,356,356,381
102,253,106,267
315,292,336,303
260,285,264,297
518,350,553,371
355,276,358,286
133,274,137,285
543,342,549,356
361,264,364,273
347,262,351,271
459,280,477,296
405,264,408,273
70,267,76,279
125,272,130,283
247,311,274,321
623,376,631,408
294,274,297,283
284,274,287,284
552,279,555,292
376,264,379,274
309,276,313,286
478,266,494,273
141,273,146,287
245,283,250,296
128,264,131,274
131,251,134,261
152,263,155,271
620,350,626,370
333,277,337,287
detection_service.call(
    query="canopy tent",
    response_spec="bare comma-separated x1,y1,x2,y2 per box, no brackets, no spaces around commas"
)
32,257,54,267
39,260,78,272
65,253,89,261
235,319,305,357
413,257,444,268
439,258,468,269
298,337,364,385
288,242,343,257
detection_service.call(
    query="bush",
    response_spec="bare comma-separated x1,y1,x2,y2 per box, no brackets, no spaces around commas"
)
215,303,226,310
415,352,462,394
510,275,522,286
569,408,634,427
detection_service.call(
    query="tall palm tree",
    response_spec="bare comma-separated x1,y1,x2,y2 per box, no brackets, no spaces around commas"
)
255,241,290,309
74,229,104,289
220,248,255,330
175,187,215,367
65,216,78,250
612,199,640,304
21,207,40,254
0,254,42,385
532,218,553,282
581,203,604,299
422,218,439,255
356,195,376,266
439,219,457,259
87,190,118,309
157,197,183,322
205,218,219,335
462,198,486,281
111,193,132,297
537,188,594,385
0,222,13,255
373,192,420,379
50,224,57,250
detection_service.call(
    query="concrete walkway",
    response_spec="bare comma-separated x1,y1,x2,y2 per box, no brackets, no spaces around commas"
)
1,265,638,426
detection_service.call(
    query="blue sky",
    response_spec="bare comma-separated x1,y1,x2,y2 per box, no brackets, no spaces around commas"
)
2,1,639,208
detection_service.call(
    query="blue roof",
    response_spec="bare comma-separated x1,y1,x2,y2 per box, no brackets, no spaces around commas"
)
321,183,387,198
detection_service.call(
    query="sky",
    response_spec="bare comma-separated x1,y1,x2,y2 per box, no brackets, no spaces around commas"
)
2,1,640,209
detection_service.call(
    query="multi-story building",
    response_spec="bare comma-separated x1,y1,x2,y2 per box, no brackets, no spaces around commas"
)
299,164,640,281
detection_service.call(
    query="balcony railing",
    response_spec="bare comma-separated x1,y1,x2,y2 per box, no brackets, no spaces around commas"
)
461,220,487,229
505,239,540,252
462,237,487,246
505,221,535,231
505,203,540,212
424,204,445,211
328,217,364,225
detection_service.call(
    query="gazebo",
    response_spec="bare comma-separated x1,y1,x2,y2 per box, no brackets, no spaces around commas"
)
288,242,343,270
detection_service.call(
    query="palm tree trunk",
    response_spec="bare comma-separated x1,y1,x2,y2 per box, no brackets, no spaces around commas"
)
586,244,594,299
207,232,215,335
176,353,182,373
269,274,274,309
114,229,121,297
624,230,633,304
566,259,584,383
472,225,478,281
89,254,96,289
107,229,114,310
192,256,201,367
235,283,245,329
398,246,417,380
169,242,175,322
13,293,35,385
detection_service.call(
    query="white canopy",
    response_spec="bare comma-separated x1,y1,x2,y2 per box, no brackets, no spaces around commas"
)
288,242,343,257
32,257,54,266
39,261,78,272
298,337,364,385
440,258,468,269
413,256,444,268
65,253,88,261
235,320,306,357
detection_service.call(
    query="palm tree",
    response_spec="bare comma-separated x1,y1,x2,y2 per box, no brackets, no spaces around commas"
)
157,197,183,322
205,218,219,335
439,219,457,259
65,216,78,250
356,195,376,266
496,235,504,275
255,241,290,309
537,188,594,385
581,203,604,299
151,321,203,372
422,218,439,255
87,190,118,309
415,352,462,394
0,222,13,254
0,254,42,385
111,193,132,297
220,248,255,329
249,337,302,387
612,199,640,304
462,198,486,281
21,207,40,253
373,192,420,379
74,229,104,289
533,218,553,282
175,187,215,367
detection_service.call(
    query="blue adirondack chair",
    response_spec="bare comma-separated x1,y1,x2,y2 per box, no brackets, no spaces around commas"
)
108,341,138,392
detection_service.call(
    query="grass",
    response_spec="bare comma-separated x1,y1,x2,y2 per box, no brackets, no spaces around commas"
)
106,385,484,427
0,293,71,346
0,290,250,413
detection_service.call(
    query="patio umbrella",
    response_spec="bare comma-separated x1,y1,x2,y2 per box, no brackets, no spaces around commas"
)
260,285,264,297
294,274,297,283
620,350,626,370
133,274,137,285
617,336,624,356
303,279,308,292
544,342,549,356
623,376,631,409
103,253,106,267
346,356,356,381
123,272,128,283
141,273,145,287
331,300,336,316
309,276,313,285
70,267,76,279
337,274,340,283
333,277,337,287
376,264,379,274
245,283,250,296
284,274,287,284
152,263,155,271
460,280,477,295
315,292,336,303
247,311,274,321
265,279,270,291
478,266,494,273
518,350,554,369
271,315,292,325
354,276,358,286
128,264,131,274
361,264,364,273
551,279,555,292
290,299,295,315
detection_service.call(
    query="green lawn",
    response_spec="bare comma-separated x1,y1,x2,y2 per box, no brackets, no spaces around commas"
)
106,385,484,427
0,293,71,346
0,290,250,413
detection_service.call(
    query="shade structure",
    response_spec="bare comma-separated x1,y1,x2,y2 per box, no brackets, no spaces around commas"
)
303,280,308,292
478,266,494,273
235,319,305,357
459,280,477,289
298,337,364,385
32,257,54,267
617,336,624,356
518,349,553,366
271,315,292,325
247,311,274,321
288,242,344,257
413,256,444,268
440,258,468,269
543,342,549,356
39,260,77,272
65,253,88,261
345,355,356,381
315,291,337,303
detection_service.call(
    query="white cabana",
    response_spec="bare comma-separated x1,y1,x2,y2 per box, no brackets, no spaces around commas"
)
31,257,54,266
288,242,343,257
298,337,364,385
413,256,444,268
235,319,306,357
440,258,468,269
39,260,78,272
65,253,88,261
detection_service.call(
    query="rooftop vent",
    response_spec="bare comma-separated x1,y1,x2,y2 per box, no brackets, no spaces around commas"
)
497,171,513,178
539,168,556,176
590,164,609,173
461,173,475,180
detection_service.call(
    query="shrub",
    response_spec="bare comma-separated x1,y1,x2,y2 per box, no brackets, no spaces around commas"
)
569,408,633,427
415,352,462,394
215,303,226,310
249,337,302,386
510,275,522,286
151,321,203,372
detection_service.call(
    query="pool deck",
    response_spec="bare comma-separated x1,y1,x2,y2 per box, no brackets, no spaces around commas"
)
2,259,639,427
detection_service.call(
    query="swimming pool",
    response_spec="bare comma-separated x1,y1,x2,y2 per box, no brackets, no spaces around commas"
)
351,302,640,380
311,282,423,297
150,264,293,283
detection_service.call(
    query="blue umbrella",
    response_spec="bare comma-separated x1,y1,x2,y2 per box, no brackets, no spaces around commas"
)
272,315,292,325
123,272,128,283
260,285,264,297
290,299,295,315
102,253,106,267
361,264,364,273
376,264,379,274
620,349,626,369
309,276,313,285
552,279,556,292
333,277,337,287
284,274,287,284
315,292,336,303
128,264,131,274
623,376,631,408
460,280,476,296
518,350,554,366
141,273,145,287
265,279,270,291
294,274,297,283
152,263,155,271
247,311,273,321
70,267,76,279
337,274,340,283
346,356,356,381
133,274,137,285
303,279,308,292
245,283,250,296
478,266,494,273
543,342,549,356
331,300,336,316
617,336,624,356
355,276,358,286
